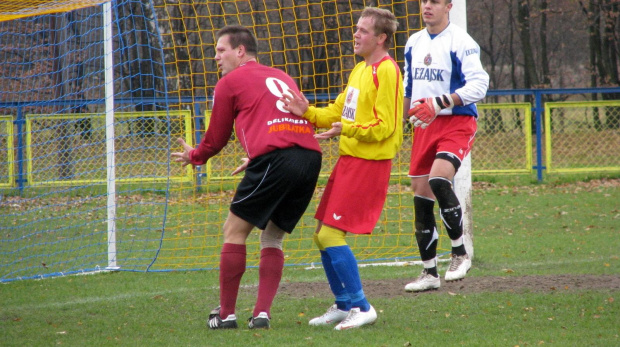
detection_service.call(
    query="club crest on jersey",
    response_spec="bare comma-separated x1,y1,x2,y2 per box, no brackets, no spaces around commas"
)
342,86,359,122
346,89,354,104
424,53,432,66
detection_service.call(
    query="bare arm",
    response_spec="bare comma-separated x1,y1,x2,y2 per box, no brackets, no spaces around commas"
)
280,89,309,116
231,158,249,175
403,97,411,124
171,138,195,167
314,122,342,140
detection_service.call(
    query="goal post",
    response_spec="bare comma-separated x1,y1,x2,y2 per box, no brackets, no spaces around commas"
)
451,0,475,258
103,0,119,270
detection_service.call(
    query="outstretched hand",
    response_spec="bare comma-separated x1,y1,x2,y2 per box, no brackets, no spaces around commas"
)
280,88,309,116
314,122,342,140
231,158,249,176
171,138,194,167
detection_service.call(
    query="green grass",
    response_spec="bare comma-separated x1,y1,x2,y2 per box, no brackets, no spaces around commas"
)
2,178,619,346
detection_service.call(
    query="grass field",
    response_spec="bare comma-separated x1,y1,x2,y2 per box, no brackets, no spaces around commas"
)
1,175,619,346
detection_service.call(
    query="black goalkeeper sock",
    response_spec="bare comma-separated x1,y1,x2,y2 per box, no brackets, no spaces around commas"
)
452,244,466,256
425,267,438,277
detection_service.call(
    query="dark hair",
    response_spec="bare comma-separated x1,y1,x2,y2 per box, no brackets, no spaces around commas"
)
215,25,258,56
360,7,399,49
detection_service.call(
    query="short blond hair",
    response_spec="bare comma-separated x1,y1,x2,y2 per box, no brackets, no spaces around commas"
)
360,7,399,49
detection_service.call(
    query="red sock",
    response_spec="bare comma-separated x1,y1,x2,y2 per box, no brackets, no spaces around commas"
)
253,247,285,318
219,243,246,318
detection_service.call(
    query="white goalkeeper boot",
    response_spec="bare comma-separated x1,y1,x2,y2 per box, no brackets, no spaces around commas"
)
445,253,471,281
404,269,441,292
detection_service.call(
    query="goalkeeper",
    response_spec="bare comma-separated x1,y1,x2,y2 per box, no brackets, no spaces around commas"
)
402,0,489,292
171,25,322,330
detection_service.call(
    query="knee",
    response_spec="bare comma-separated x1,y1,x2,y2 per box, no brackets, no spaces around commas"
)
429,177,461,210
260,227,285,250
429,177,453,200
313,232,324,251
316,225,347,249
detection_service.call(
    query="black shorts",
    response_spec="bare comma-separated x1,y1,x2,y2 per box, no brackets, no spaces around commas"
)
230,146,322,233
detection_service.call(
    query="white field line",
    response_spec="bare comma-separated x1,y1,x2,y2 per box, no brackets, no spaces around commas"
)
502,256,609,269
6,257,607,311
5,285,233,311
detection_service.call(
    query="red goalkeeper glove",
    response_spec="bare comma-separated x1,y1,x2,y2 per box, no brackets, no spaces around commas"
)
408,93,455,129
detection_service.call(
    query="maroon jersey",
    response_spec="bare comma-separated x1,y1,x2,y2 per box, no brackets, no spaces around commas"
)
189,61,321,165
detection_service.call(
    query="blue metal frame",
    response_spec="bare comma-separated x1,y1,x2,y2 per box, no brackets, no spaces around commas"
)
485,87,620,181
2,87,620,191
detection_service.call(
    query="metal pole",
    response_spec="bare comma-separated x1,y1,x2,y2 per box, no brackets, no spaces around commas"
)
104,1,119,270
450,0,474,258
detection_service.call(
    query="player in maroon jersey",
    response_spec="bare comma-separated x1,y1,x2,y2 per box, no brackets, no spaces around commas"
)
171,25,322,330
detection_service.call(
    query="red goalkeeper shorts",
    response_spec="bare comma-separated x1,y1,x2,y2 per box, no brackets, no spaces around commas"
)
408,115,477,177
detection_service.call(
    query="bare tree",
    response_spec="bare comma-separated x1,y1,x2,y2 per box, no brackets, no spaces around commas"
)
580,0,620,129
600,0,620,128
539,0,551,88
517,0,540,89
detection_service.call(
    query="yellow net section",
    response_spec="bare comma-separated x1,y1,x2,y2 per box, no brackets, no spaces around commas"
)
148,0,448,270
0,0,446,272
0,0,107,22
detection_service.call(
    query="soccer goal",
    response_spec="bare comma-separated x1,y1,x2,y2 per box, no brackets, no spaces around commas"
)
0,0,472,282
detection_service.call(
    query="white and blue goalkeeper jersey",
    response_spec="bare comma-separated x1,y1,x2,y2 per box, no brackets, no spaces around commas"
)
403,22,489,117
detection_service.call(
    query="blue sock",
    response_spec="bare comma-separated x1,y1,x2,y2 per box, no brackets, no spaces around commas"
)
320,250,351,310
325,245,370,312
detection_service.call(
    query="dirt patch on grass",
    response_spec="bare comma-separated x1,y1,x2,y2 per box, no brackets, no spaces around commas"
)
277,274,620,299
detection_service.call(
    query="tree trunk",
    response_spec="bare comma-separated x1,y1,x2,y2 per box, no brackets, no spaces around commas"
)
539,0,551,88
601,0,620,128
581,0,603,130
517,0,539,88
517,0,539,133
